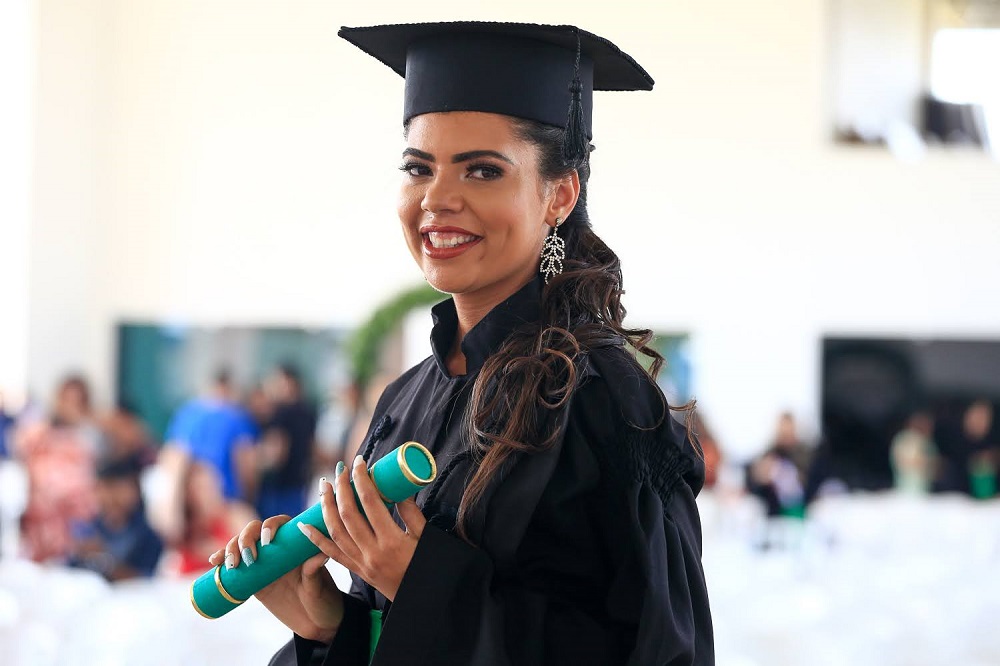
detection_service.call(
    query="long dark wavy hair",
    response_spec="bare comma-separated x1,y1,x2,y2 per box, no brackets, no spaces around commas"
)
457,118,694,538
407,116,695,539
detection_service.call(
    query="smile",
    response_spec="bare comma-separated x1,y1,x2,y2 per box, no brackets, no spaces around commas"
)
427,232,479,248
421,229,483,259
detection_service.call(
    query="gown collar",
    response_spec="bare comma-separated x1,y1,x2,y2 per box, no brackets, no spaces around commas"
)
430,277,544,377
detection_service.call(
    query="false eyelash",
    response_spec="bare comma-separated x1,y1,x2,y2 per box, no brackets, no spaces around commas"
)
467,162,504,179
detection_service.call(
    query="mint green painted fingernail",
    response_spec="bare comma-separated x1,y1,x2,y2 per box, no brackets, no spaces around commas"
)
336,461,345,476
241,546,254,567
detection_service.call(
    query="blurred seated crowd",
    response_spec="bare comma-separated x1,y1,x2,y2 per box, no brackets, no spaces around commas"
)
0,370,997,582
743,400,999,523
0,365,356,582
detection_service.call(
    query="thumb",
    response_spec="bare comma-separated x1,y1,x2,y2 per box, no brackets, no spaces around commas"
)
397,498,427,538
301,552,331,578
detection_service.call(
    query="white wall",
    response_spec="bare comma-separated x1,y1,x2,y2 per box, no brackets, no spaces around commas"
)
830,0,926,139
0,0,35,408
29,0,113,404
27,0,1000,457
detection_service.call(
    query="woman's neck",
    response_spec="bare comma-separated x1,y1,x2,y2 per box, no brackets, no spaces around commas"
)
445,277,535,376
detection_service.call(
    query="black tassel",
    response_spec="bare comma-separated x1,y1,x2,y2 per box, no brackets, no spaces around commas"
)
361,414,393,462
562,29,589,164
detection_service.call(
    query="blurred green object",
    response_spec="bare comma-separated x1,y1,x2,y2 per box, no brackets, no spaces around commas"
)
346,283,443,390
370,609,384,661
780,503,806,520
970,464,997,500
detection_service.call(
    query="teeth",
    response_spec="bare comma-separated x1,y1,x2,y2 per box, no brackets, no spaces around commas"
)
427,232,477,249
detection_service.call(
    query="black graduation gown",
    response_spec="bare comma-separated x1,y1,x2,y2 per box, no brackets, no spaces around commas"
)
270,278,714,665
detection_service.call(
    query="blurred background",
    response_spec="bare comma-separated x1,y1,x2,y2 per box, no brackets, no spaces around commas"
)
1,0,999,664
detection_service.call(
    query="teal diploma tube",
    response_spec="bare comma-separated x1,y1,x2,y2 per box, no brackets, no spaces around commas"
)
190,441,437,619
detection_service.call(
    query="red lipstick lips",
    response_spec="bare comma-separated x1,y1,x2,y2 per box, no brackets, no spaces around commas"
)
420,226,483,259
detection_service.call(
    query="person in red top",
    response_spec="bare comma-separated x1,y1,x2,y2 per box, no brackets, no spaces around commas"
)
15,375,99,563
159,457,255,576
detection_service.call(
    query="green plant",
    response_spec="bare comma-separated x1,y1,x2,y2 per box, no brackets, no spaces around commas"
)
346,283,444,389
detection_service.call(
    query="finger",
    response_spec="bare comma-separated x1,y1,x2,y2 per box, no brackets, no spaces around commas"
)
237,519,263,567
322,472,362,563
297,520,360,574
208,548,225,566
321,473,346,536
260,514,293,548
344,456,390,547
335,457,376,549
223,534,241,570
301,552,331,578
352,455,398,537
396,498,427,539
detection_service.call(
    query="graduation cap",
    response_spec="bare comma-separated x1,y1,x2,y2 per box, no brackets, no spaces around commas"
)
338,22,654,161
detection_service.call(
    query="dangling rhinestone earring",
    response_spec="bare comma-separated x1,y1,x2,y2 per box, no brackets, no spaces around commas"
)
540,216,566,284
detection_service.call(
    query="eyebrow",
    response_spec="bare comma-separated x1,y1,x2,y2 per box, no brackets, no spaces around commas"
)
402,148,515,165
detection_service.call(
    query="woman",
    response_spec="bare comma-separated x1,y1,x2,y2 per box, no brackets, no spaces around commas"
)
211,22,713,665
16,375,100,562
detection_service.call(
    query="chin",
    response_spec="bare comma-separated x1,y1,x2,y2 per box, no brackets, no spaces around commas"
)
424,271,477,295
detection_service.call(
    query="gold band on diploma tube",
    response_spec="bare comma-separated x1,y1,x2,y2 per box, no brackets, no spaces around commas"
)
215,565,247,605
190,583,214,619
397,441,437,485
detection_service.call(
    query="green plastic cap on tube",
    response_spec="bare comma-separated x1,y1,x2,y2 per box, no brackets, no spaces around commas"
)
191,441,436,619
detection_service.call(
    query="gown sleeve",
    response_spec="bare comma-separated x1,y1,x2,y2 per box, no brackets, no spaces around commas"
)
268,582,372,666
275,354,715,666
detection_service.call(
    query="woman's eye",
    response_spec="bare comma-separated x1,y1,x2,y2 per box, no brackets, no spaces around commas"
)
468,164,503,180
399,162,431,177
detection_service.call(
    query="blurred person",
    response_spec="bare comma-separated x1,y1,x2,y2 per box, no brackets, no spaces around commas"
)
960,400,997,499
313,381,360,476
68,455,162,581
692,412,722,490
256,363,318,519
49,373,101,454
213,24,711,665
157,456,255,576
245,382,275,432
0,391,14,458
97,398,157,468
14,374,99,562
163,368,258,505
890,411,939,495
747,411,812,518
340,372,396,475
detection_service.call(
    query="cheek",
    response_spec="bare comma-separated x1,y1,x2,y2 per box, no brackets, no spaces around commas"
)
396,186,421,222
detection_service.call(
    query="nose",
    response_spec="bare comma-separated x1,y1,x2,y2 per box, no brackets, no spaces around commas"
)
420,172,463,216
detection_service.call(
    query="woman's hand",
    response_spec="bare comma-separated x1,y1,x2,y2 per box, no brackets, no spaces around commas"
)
298,455,427,602
208,516,344,644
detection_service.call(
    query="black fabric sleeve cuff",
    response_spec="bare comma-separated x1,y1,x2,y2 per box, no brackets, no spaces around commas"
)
290,635,329,666
289,592,371,666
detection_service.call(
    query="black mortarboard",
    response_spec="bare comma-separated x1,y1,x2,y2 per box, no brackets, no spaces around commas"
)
338,22,654,160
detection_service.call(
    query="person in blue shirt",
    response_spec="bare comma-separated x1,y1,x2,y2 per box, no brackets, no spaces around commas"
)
0,391,14,458
164,368,258,503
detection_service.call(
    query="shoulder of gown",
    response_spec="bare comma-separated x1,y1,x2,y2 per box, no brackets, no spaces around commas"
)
573,344,706,503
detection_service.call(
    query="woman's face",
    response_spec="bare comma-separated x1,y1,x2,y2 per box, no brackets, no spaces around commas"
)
397,112,570,307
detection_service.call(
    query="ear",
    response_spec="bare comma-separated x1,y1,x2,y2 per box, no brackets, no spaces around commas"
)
545,170,581,226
